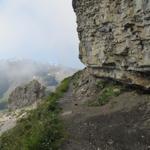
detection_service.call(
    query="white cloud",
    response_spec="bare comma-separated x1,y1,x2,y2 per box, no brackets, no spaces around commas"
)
0,0,83,68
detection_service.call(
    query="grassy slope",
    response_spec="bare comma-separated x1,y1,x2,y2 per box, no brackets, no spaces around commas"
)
0,77,71,150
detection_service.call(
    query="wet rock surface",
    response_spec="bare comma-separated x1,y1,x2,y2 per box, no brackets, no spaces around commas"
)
73,0,150,89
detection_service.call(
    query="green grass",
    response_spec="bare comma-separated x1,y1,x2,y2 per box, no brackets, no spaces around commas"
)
88,80,123,107
0,77,71,150
97,85,121,106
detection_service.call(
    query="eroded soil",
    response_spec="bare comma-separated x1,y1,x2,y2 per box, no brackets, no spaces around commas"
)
60,85,150,150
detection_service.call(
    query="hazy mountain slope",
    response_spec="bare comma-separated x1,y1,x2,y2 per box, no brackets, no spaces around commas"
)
0,59,76,105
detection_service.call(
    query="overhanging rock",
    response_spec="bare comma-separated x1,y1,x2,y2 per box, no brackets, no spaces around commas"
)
73,0,150,89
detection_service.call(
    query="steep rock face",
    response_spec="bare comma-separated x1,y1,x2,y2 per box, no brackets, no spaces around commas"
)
8,80,45,110
73,0,150,89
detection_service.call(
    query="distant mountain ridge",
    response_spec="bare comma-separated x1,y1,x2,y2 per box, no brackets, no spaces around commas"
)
8,80,45,110
0,59,76,109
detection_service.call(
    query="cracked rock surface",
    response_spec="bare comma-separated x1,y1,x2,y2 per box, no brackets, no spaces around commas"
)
73,0,150,88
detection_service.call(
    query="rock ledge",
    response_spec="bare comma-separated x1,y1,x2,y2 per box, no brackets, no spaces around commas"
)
73,0,150,89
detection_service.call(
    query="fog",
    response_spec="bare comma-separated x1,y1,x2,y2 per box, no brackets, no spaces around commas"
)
0,0,84,68
0,59,76,101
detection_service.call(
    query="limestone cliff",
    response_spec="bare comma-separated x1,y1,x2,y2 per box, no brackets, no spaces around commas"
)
73,0,150,89
8,80,45,110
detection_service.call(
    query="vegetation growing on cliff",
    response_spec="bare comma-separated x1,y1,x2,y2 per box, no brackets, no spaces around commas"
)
87,80,124,107
0,77,71,150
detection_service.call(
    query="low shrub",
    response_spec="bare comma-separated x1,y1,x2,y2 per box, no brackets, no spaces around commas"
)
88,80,123,107
98,86,121,106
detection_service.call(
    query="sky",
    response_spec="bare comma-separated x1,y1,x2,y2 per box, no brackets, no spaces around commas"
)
0,0,84,68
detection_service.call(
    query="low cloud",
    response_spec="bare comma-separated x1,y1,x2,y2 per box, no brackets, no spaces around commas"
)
0,0,83,68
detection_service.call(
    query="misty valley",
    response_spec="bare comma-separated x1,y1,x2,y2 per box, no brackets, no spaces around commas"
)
0,59,76,111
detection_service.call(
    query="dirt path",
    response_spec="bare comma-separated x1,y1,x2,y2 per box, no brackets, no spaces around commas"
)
59,86,150,150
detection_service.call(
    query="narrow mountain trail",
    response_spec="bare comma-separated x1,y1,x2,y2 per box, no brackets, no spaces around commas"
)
59,85,150,150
